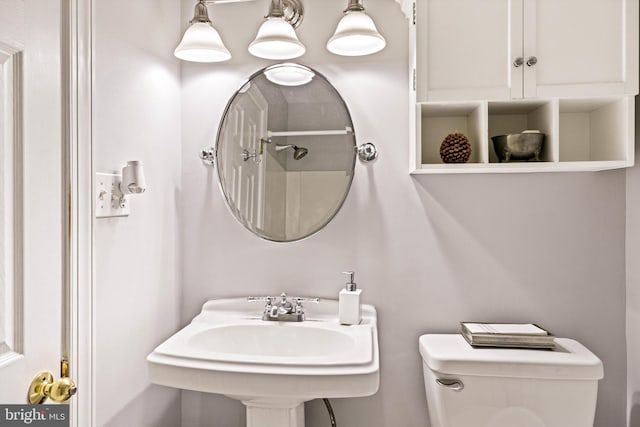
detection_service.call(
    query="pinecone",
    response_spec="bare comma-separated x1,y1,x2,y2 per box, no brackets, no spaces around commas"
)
440,133,471,163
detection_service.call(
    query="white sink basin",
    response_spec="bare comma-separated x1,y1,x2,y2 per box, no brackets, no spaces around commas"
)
186,323,371,363
147,297,379,427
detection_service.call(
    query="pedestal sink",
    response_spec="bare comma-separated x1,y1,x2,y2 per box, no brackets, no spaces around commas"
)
147,297,379,427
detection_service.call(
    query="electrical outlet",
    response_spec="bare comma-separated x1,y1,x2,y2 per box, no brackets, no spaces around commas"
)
95,172,130,218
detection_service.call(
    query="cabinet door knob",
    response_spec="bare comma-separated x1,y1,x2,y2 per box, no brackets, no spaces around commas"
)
526,56,538,67
513,57,524,68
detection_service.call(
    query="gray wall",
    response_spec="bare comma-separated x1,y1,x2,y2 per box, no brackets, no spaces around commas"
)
94,0,182,426
179,0,627,426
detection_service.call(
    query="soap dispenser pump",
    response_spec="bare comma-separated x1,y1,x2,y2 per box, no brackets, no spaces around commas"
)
339,271,362,325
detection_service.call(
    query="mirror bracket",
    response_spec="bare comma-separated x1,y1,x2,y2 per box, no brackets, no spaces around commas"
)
199,147,216,166
357,142,378,162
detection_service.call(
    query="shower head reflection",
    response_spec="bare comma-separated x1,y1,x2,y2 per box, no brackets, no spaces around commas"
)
275,144,308,160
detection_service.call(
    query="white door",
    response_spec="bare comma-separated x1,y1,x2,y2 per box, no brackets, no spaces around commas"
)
219,83,268,233
0,0,68,405
417,0,523,101
526,0,638,98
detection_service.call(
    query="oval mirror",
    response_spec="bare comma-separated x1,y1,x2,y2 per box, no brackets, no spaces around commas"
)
216,64,356,242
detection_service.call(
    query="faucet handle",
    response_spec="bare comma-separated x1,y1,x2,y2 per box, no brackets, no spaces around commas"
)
248,296,277,317
291,296,320,304
247,296,275,310
247,296,274,303
291,297,320,313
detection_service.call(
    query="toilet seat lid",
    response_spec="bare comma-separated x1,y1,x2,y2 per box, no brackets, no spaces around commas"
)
419,334,603,380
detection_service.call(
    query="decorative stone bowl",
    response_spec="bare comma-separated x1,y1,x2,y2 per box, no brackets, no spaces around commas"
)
491,133,545,162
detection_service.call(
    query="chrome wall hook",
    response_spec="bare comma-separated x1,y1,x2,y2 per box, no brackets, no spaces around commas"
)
357,142,378,162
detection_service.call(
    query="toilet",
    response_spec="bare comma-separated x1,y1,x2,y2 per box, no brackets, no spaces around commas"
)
419,334,604,427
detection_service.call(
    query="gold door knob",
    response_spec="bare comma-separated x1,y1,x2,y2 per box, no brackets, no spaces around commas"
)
28,371,77,404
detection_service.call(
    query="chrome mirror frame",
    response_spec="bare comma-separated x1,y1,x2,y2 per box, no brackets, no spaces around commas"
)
213,64,358,242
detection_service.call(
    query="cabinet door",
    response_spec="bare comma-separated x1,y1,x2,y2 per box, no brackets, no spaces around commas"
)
416,0,523,101
525,0,639,98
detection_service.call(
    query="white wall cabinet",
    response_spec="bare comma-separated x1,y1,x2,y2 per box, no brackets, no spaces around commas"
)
410,0,639,174
414,0,638,102
414,0,519,101
527,0,638,99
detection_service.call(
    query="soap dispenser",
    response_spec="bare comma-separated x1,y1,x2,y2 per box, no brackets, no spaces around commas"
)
339,271,362,325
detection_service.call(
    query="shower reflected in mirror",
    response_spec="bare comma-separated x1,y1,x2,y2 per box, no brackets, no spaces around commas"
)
215,63,356,242
275,144,309,160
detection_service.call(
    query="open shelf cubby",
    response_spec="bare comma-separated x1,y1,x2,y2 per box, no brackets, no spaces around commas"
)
412,96,634,174
558,97,632,163
419,102,486,165
488,100,556,163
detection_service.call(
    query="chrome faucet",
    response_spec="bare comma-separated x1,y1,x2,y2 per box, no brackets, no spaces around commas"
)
248,292,319,322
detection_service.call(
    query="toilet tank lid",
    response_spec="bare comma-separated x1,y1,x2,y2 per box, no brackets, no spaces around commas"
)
419,334,603,380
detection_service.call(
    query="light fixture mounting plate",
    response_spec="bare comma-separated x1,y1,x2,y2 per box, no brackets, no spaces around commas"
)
204,0,303,27
281,0,304,28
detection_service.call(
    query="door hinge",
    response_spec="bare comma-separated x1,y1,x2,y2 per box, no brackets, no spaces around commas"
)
61,358,70,378
412,69,416,91
412,2,416,25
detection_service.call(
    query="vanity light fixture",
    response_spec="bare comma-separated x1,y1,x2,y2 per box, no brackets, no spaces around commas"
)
327,0,386,56
174,0,231,63
175,0,387,61
264,63,314,86
248,0,306,60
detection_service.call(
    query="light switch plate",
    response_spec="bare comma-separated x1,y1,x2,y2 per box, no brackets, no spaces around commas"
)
95,172,130,218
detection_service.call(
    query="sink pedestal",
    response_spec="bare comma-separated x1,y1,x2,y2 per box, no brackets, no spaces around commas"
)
243,400,304,427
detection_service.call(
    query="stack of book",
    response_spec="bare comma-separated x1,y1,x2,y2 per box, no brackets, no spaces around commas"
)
460,322,555,350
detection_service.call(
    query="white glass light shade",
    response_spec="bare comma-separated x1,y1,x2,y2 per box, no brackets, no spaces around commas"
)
265,63,315,86
248,17,306,60
174,22,231,63
327,11,386,56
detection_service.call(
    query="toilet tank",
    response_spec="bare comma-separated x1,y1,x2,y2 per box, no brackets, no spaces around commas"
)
419,334,603,427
